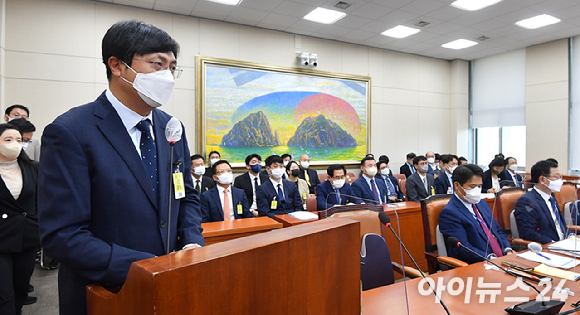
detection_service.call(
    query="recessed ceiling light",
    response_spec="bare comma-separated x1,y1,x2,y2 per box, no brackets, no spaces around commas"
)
442,39,478,50
515,14,561,29
450,0,502,11
207,0,242,5
303,7,347,24
381,25,420,39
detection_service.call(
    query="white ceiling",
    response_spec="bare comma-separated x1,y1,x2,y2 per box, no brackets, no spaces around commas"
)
92,0,580,60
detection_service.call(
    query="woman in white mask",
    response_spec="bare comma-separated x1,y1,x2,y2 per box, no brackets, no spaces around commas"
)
0,124,40,315
285,161,310,205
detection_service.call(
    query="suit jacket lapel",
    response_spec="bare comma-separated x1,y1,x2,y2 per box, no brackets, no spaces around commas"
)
211,187,224,221
453,197,488,241
532,190,559,235
153,111,171,213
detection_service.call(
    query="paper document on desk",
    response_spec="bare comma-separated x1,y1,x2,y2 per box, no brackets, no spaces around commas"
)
548,237,580,254
481,193,495,199
288,211,318,220
534,264,580,281
516,251,580,269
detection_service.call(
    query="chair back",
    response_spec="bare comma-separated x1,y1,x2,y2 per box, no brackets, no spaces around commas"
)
399,179,407,200
555,182,577,213
523,177,533,189
306,196,317,211
393,174,405,182
495,187,525,232
346,172,356,184
420,194,452,273
564,200,580,226
435,225,447,257
510,210,519,239
330,209,383,242
360,233,394,291
317,173,328,185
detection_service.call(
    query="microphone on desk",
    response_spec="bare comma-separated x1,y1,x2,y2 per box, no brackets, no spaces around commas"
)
448,237,564,315
164,117,183,255
379,212,451,315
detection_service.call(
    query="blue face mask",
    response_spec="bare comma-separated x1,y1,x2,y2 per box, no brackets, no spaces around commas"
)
250,164,262,174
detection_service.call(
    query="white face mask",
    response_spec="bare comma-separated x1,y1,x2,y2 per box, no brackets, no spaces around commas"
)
216,172,233,185
270,167,285,179
0,141,21,160
283,160,289,167
22,142,29,150
210,158,220,166
458,186,482,204
447,165,457,174
544,178,563,192
380,168,390,176
509,164,518,172
121,62,175,108
301,161,310,169
193,165,205,176
332,179,345,189
365,166,377,177
427,157,435,164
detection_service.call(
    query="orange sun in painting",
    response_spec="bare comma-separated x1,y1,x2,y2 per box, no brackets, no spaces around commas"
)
294,93,361,136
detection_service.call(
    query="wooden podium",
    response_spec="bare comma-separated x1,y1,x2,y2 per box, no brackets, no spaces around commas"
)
86,218,361,315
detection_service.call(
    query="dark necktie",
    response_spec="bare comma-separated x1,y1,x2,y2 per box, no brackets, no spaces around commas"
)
195,179,201,195
473,205,503,257
549,196,566,238
370,179,380,203
336,188,341,204
277,184,285,204
136,119,158,198
410,165,415,174
254,177,259,189
384,176,396,197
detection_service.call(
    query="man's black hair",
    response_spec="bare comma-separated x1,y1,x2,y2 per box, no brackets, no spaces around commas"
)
327,164,346,177
281,153,292,160
7,118,35,133
245,153,262,165
406,152,416,160
376,160,388,169
441,154,458,165
266,155,283,167
435,153,441,161
5,104,29,117
531,160,558,184
360,156,375,167
378,155,389,164
504,157,516,166
208,151,220,159
546,158,559,167
190,154,204,162
458,156,467,163
211,160,231,176
413,155,427,166
453,164,484,186
102,20,180,80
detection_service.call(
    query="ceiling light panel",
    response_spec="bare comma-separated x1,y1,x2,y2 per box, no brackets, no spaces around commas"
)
450,0,502,11
515,14,561,29
303,7,347,24
442,39,478,49
381,25,420,39
207,0,242,5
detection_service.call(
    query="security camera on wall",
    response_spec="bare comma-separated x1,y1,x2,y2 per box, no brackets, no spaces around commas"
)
296,51,317,67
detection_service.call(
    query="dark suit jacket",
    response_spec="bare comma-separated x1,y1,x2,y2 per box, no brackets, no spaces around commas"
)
205,166,214,178
482,169,512,193
440,195,511,264
0,159,39,253
192,175,215,195
405,173,435,202
399,163,415,178
38,92,204,315
515,188,566,244
298,167,321,194
316,180,362,210
351,175,388,204
434,172,453,195
501,170,523,187
256,179,302,218
427,165,438,176
233,171,270,207
375,174,405,200
200,185,252,222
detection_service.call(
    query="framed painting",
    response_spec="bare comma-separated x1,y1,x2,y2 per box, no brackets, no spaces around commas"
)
196,56,371,168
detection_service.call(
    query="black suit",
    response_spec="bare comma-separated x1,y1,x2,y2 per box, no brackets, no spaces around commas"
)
205,167,214,178
400,163,415,178
191,175,215,195
234,172,270,208
298,168,320,194
0,160,40,315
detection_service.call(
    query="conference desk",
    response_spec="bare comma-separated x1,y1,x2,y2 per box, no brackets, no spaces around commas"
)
201,217,283,246
362,254,580,314
273,213,318,227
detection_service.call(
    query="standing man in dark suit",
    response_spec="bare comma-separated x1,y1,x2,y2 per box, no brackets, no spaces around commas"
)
205,151,221,178
234,153,269,217
351,157,388,204
515,160,567,244
298,154,320,194
190,154,215,195
376,160,404,202
37,21,204,315
406,155,435,202
200,160,252,222
399,152,416,178
439,164,512,264
256,155,302,218
503,156,523,188
434,154,458,194
316,164,362,210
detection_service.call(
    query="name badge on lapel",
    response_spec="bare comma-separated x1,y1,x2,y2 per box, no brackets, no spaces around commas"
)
271,196,278,210
173,172,185,199
237,203,243,215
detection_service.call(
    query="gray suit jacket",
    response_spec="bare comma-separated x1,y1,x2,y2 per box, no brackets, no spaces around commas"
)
406,172,435,202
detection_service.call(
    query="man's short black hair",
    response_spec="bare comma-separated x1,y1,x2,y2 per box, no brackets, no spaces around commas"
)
281,154,292,160
5,104,29,117
458,156,467,163
531,160,558,184
211,160,231,176
505,157,516,166
413,155,427,166
441,154,458,165
327,164,346,177
378,155,389,164
406,152,416,160
208,150,220,158
245,153,262,165
546,158,559,167
190,154,204,162
495,153,505,159
266,155,283,167
102,20,180,80
7,118,35,133
489,157,505,169
365,153,374,158
452,164,484,186
435,153,441,161
376,160,389,170
360,156,375,167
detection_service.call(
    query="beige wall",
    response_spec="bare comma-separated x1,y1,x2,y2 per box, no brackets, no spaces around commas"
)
4,0,468,172
525,39,569,172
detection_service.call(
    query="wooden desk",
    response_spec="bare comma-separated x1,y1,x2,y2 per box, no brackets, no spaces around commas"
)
362,254,579,314
273,213,319,227
201,217,282,246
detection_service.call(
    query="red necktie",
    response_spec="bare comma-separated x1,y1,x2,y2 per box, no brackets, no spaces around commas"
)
473,205,503,257
223,188,231,221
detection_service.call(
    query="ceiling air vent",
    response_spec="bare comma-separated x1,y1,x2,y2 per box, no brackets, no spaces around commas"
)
413,21,431,28
476,35,491,41
333,1,353,10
